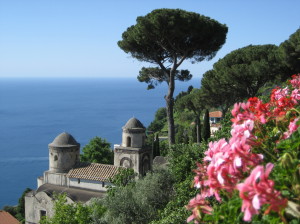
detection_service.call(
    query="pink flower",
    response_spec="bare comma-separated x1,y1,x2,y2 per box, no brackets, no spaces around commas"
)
290,74,300,89
291,89,300,103
283,118,300,139
273,87,289,101
236,163,287,221
186,194,213,223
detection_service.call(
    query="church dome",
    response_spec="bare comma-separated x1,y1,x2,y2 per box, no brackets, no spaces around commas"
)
123,117,145,129
49,132,79,147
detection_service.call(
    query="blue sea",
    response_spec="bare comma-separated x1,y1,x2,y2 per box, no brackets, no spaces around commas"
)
0,77,199,208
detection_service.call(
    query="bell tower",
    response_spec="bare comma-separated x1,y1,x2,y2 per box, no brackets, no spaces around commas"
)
114,117,152,175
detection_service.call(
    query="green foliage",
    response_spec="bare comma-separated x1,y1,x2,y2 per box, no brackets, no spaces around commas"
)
118,8,227,145
201,44,287,112
118,8,228,64
175,85,194,103
103,169,174,224
175,125,189,144
2,205,17,218
108,168,135,188
202,193,244,224
138,67,192,90
151,179,198,224
41,194,93,224
152,144,206,223
81,137,113,164
88,198,107,224
210,111,232,141
175,88,205,143
148,107,167,132
167,144,204,183
279,28,300,74
202,109,211,141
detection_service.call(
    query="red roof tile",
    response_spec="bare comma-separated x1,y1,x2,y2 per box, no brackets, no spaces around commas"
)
0,211,20,224
209,111,223,118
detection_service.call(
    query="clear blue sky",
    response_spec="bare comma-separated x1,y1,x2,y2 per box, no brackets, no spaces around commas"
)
0,0,299,78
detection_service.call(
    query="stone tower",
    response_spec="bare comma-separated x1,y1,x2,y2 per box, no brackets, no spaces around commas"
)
48,132,80,173
114,117,152,175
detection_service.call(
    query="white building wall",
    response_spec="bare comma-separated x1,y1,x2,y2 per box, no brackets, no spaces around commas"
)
44,171,68,186
69,178,111,191
25,191,74,224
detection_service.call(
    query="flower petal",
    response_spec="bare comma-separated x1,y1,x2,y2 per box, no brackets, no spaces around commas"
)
252,194,260,210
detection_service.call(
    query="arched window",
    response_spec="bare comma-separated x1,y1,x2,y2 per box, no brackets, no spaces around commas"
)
126,136,131,147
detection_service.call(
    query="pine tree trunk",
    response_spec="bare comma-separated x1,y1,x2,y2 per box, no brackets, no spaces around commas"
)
165,71,176,146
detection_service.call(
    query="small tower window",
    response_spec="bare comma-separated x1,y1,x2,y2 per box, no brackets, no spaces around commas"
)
54,155,58,161
126,136,131,147
40,210,47,220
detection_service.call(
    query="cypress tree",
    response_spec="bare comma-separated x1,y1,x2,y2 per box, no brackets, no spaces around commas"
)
153,133,160,157
202,109,211,141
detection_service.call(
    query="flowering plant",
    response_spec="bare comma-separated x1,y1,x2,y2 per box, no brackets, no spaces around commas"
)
187,75,300,223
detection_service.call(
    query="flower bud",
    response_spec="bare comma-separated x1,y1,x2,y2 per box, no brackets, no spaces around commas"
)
280,153,294,170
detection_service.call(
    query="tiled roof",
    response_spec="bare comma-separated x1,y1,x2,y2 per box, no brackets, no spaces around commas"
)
67,162,124,182
0,211,20,224
209,111,223,118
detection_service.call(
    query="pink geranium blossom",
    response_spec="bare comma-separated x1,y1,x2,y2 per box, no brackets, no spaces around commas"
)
291,89,300,103
272,87,289,101
290,74,300,88
187,75,300,223
236,163,287,221
186,194,213,223
283,118,300,139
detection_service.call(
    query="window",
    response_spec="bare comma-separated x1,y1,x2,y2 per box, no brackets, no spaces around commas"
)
40,210,46,220
126,136,131,147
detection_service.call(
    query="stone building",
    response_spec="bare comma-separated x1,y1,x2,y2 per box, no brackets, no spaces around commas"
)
114,117,152,175
25,117,152,224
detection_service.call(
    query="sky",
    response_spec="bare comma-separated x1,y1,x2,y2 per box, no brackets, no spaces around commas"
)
0,0,299,79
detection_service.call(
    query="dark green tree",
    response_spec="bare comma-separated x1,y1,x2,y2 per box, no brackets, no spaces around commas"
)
80,137,113,164
202,109,211,141
40,194,94,224
175,125,189,144
279,28,300,74
175,89,205,143
118,8,228,146
151,144,204,224
148,107,167,132
201,44,286,113
201,69,233,115
103,169,174,224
